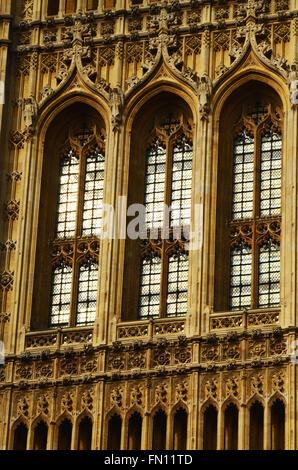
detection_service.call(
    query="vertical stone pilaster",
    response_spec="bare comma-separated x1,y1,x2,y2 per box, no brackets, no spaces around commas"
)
94,122,126,345
191,371,199,449
7,134,38,354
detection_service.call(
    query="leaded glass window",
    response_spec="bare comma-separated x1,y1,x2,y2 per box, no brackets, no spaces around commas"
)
260,129,282,217
232,130,254,220
166,251,189,317
138,116,193,319
82,150,105,237
258,240,280,307
138,255,161,319
56,150,79,239
171,138,192,226
49,263,72,327
230,243,252,310
229,103,282,310
77,260,99,325
49,126,105,327
144,141,166,228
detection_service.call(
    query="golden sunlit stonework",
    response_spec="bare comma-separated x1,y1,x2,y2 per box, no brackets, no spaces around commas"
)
0,0,297,450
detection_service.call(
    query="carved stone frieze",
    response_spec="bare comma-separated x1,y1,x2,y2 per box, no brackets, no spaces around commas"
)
248,339,266,359
36,362,54,379
16,364,33,381
81,390,94,412
36,394,50,416
110,386,123,408
271,370,286,394
61,391,74,413
175,380,188,402
17,397,30,418
155,383,168,404
204,377,218,400
250,373,264,396
130,385,143,406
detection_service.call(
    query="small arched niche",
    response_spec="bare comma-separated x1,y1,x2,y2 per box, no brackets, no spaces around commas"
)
173,407,188,450
107,414,122,450
33,420,48,450
203,404,218,450
31,102,106,331
127,411,142,450
214,81,283,313
78,416,93,450
122,92,194,322
152,409,167,450
224,403,238,450
271,398,285,450
58,418,72,450
249,401,264,450
13,422,28,450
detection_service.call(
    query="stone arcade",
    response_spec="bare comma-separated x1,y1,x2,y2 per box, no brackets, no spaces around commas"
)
0,0,297,450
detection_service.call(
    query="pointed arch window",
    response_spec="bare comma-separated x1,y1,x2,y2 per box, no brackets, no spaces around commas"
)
138,117,193,319
229,103,282,310
49,125,105,327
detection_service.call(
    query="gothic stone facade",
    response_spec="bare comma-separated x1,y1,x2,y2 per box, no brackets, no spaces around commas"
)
0,0,297,450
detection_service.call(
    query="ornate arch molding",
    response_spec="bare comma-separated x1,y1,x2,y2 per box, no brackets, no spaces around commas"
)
124,50,199,104
38,65,111,115
200,397,219,413
76,409,94,425
55,410,74,426
37,93,110,144
246,394,266,409
212,0,292,93
125,404,144,422
212,39,289,92
31,414,50,428
212,70,288,124
221,397,240,412
170,400,189,418
150,403,168,416
105,405,124,421
10,415,29,432
125,82,198,134
9,415,29,449
268,391,287,408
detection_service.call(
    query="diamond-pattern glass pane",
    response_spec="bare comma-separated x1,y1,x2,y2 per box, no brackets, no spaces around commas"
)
144,141,166,228
230,243,252,310
258,241,280,307
56,150,79,238
82,149,105,237
166,252,188,317
138,255,161,319
171,138,192,227
260,130,282,216
76,260,98,325
49,263,72,327
232,130,254,220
